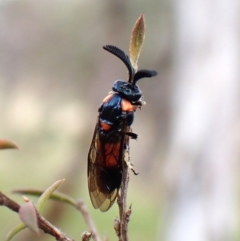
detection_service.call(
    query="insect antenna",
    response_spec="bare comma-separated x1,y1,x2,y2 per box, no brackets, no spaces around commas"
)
103,45,135,82
133,69,157,85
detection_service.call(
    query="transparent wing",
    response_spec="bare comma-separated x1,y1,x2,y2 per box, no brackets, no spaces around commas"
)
88,122,125,212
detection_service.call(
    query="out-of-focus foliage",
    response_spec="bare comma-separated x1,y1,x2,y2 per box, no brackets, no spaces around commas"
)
0,139,18,150
2,1,239,241
0,1,165,241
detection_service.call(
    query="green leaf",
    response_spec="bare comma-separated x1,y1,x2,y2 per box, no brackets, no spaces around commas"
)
129,14,146,71
5,224,26,241
13,188,76,207
36,179,65,211
6,180,64,240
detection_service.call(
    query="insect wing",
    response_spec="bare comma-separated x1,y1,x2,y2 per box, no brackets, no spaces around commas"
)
88,121,125,211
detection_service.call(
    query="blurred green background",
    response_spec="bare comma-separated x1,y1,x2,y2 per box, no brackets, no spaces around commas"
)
1,1,240,241
0,1,166,240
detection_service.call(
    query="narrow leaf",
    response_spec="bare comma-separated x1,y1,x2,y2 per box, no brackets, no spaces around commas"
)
0,139,18,150
129,14,146,71
36,179,65,211
13,188,76,206
5,223,26,241
18,201,39,234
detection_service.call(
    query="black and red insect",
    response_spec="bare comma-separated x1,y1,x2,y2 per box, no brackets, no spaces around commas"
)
88,45,157,211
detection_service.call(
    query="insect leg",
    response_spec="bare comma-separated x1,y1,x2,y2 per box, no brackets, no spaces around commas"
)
125,132,138,139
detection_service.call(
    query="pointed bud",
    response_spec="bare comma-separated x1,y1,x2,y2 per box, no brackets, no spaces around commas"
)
125,204,132,223
81,231,92,241
18,201,39,234
114,217,121,237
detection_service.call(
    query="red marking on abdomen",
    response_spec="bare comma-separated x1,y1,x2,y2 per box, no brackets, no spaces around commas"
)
100,122,112,131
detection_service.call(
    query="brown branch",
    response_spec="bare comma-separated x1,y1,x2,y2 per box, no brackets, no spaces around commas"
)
75,199,102,241
36,211,74,241
13,189,101,241
0,191,74,241
117,167,130,241
116,132,133,241
0,191,20,212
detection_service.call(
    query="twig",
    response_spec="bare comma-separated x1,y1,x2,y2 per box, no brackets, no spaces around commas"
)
0,191,19,212
118,167,130,241
13,189,101,241
76,199,102,241
0,192,74,241
117,133,131,241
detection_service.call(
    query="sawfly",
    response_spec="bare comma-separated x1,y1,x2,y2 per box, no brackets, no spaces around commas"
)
88,45,157,211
